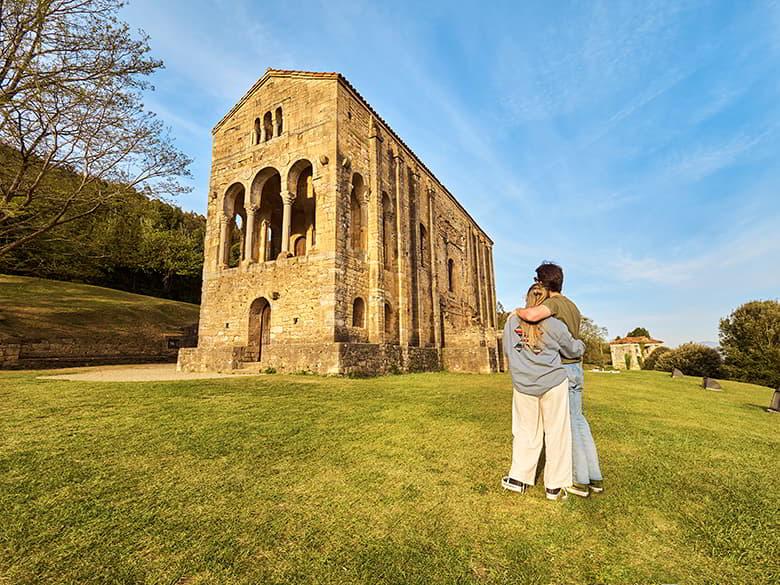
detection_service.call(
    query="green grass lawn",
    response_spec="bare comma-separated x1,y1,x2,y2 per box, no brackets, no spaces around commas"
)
0,369,777,585
0,275,199,344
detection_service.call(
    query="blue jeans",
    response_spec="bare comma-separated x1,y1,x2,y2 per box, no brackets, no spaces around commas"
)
563,362,602,485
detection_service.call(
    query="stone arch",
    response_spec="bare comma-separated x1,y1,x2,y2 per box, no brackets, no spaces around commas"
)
263,111,273,141
223,182,246,268
251,167,282,261
288,159,316,253
352,297,365,328
253,117,261,145
275,106,283,136
350,173,367,252
247,297,271,361
382,191,396,268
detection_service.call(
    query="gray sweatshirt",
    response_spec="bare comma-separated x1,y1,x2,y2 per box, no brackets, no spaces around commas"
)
502,313,585,396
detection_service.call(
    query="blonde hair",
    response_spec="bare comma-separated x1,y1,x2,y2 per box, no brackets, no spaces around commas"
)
517,283,549,352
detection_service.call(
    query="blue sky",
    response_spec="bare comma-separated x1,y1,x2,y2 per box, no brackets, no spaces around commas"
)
122,0,780,346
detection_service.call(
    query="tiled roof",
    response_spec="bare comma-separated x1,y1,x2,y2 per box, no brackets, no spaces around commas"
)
610,336,664,345
212,68,493,243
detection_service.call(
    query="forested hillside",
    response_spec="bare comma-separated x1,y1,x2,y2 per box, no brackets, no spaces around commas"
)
0,146,205,303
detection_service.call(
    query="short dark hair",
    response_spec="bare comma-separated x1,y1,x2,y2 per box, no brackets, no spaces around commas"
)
535,262,564,293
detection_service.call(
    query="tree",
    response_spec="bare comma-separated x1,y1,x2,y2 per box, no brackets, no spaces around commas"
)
719,300,780,388
0,0,191,257
654,343,722,377
627,327,650,338
496,301,509,330
580,316,609,366
0,186,206,303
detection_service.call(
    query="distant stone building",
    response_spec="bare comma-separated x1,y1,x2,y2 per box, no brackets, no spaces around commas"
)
178,69,499,375
610,336,664,370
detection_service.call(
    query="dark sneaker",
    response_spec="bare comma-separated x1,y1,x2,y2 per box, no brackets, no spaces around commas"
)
501,476,529,493
568,483,590,498
545,487,569,501
589,479,604,493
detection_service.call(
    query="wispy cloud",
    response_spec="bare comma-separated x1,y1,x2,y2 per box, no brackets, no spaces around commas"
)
612,215,780,286
145,98,208,137
663,127,775,182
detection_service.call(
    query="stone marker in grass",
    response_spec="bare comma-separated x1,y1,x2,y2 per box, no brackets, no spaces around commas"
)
768,389,780,413
702,377,722,391
671,368,684,378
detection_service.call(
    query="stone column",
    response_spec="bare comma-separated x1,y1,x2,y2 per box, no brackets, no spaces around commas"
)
394,154,410,346
367,117,384,343
409,170,421,347
486,244,496,328
428,187,441,349
480,238,490,327
259,219,269,262
244,206,257,264
218,213,230,268
475,236,485,324
280,191,294,257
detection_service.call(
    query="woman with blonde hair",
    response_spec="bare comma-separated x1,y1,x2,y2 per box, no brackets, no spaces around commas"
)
501,283,585,500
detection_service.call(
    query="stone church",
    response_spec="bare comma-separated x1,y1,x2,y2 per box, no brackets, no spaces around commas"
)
178,69,499,375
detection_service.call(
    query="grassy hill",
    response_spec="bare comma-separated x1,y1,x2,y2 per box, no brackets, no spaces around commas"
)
0,369,775,584
0,274,199,344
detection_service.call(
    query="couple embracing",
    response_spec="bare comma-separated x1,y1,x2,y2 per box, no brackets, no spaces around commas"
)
501,262,603,501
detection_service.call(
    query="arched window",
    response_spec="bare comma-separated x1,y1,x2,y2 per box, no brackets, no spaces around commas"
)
350,173,366,252
228,214,244,267
253,118,261,145
448,258,455,292
384,302,393,334
223,183,247,268
275,106,283,136
352,297,365,328
382,192,395,268
289,159,315,255
419,223,427,267
263,111,273,142
251,167,282,262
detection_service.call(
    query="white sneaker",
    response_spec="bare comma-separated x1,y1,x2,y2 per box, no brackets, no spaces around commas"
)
545,487,569,501
501,476,529,493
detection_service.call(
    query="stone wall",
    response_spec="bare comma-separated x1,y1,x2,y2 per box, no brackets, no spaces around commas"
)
1,333,191,369
0,343,20,367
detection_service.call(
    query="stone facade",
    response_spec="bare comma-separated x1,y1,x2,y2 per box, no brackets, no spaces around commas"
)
178,69,498,375
609,336,664,370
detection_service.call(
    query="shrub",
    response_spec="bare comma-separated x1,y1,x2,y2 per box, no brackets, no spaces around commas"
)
643,346,671,370
720,300,780,388
654,343,722,377
654,351,675,372
624,353,632,370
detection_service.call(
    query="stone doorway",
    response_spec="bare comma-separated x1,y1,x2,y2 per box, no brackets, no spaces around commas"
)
248,297,271,361
294,235,306,257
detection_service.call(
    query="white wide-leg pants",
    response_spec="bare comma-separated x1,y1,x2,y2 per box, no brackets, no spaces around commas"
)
508,379,573,490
